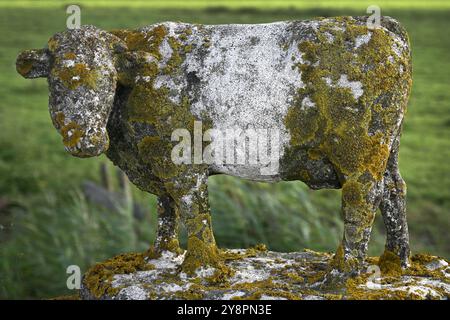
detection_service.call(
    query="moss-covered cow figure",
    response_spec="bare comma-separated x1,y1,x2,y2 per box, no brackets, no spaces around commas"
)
16,16,412,280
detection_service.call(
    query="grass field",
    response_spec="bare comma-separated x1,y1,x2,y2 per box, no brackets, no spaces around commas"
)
0,1,449,299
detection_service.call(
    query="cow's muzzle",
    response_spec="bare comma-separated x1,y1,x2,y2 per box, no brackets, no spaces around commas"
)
59,123,109,158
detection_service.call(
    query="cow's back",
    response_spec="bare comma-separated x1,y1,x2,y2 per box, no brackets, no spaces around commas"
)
108,17,411,189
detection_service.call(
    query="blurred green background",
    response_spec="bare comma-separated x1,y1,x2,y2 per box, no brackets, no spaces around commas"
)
0,0,449,299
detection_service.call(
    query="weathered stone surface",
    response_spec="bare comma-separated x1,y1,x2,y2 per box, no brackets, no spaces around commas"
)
80,249,450,300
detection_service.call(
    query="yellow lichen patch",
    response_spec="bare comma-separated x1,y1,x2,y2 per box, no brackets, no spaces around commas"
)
303,248,330,256
366,256,379,265
54,63,98,89
405,254,449,283
184,214,212,236
378,250,403,277
138,136,186,180
60,122,83,148
63,52,76,60
160,239,183,255
54,112,65,129
126,83,171,123
16,59,34,77
345,274,422,300
163,36,182,74
284,99,320,146
220,244,267,261
344,262,448,300
411,253,440,264
329,244,359,273
307,148,322,160
248,243,268,253
110,25,168,59
90,130,109,149
237,289,302,300
232,278,303,300
83,252,155,299
342,180,364,206
181,236,224,275
284,272,304,284
204,264,236,285
306,270,327,285
175,285,206,300
145,245,163,260
364,135,390,180
47,37,59,52
162,34,194,74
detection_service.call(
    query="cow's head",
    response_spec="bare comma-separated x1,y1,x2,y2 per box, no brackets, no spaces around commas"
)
16,25,127,157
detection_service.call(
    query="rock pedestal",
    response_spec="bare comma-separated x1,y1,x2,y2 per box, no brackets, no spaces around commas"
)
80,248,449,300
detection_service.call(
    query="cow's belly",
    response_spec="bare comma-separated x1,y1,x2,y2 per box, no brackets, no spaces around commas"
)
182,22,304,181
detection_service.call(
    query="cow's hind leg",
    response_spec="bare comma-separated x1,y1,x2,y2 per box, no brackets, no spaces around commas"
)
153,194,182,255
165,170,223,275
329,175,383,280
379,137,410,267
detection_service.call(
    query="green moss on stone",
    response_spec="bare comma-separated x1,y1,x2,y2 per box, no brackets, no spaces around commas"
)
83,252,155,299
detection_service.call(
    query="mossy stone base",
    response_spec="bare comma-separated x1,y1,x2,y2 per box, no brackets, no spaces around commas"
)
80,249,449,300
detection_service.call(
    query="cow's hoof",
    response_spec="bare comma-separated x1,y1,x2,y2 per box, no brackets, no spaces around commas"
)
318,255,364,289
319,269,354,290
379,249,411,276
181,240,223,276
147,242,184,260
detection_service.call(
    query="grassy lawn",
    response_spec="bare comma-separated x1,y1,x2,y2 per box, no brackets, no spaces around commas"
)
0,3,449,298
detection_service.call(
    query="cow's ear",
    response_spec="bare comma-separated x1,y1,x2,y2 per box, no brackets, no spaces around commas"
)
16,49,52,78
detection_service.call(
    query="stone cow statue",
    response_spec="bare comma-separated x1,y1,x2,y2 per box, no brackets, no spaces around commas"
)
16,16,412,278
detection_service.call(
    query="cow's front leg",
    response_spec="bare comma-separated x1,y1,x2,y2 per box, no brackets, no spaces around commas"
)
154,194,182,255
165,171,222,275
328,177,383,280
